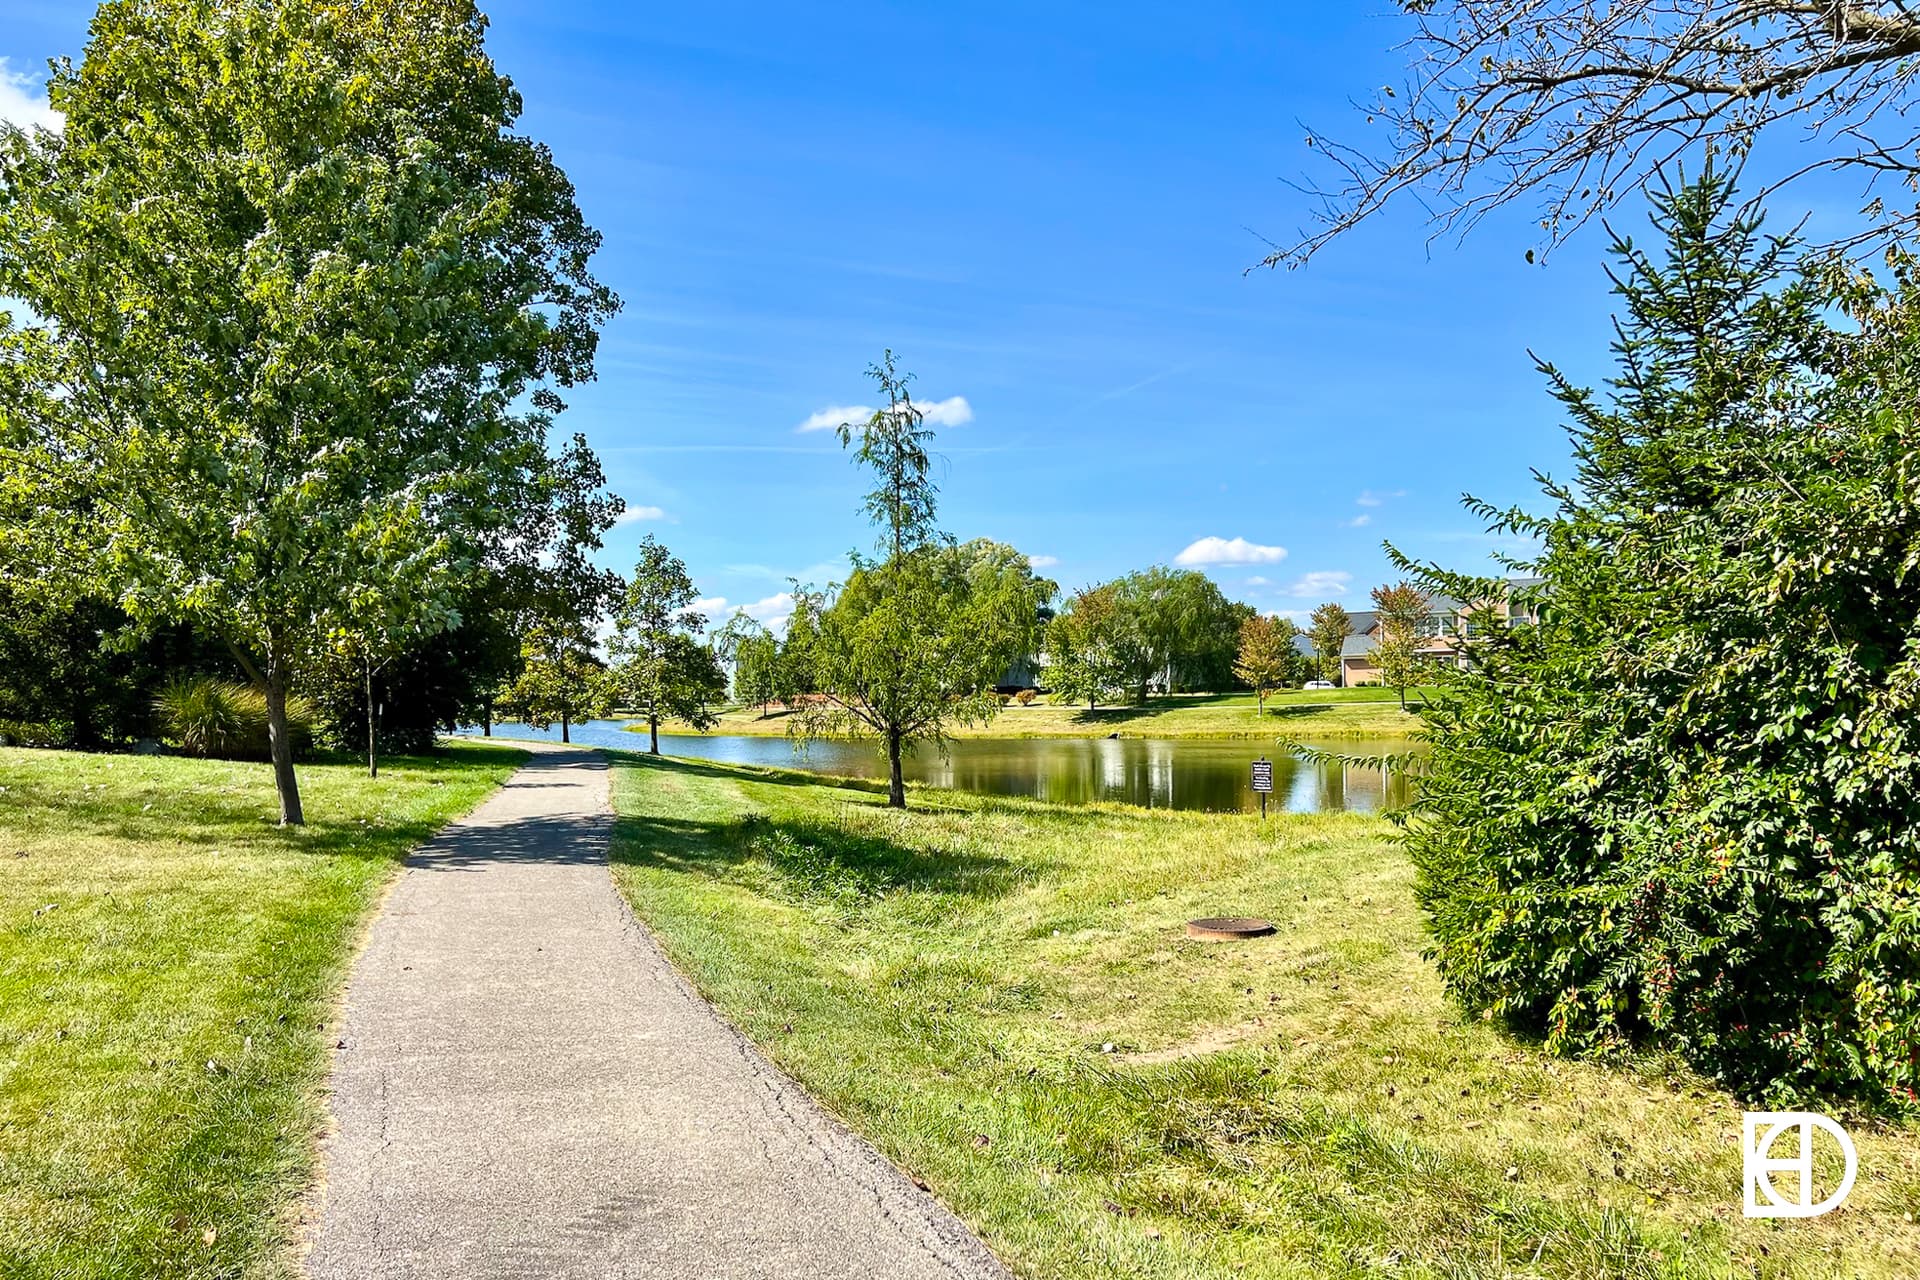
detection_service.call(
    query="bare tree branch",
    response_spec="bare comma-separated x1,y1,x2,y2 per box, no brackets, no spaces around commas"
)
1272,2,1920,267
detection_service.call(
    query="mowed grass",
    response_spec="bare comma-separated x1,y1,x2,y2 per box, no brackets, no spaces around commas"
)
0,743,524,1279
641,688,1431,741
609,754,1920,1279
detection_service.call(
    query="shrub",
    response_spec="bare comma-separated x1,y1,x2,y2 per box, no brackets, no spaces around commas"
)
1402,176,1920,1105
1015,688,1038,706
154,676,312,761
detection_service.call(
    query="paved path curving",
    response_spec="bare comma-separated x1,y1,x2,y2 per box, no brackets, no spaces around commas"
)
304,742,1009,1280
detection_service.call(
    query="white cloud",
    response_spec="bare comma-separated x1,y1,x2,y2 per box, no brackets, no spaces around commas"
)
1028,554,1060,569
0,60,60,133
796,395,973,433
1355,489,1406,508
741,591,793,622
1345,513,1373,528
1173,536,1288,567
1245,575,1270,587
916,395,973,427
797,404,872,434
1285,570,1353,598
612,504,668,526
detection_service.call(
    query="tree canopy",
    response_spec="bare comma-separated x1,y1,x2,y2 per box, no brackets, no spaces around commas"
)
0,0,616,821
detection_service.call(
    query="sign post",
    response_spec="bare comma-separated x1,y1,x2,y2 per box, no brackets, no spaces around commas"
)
1251,757,1273,819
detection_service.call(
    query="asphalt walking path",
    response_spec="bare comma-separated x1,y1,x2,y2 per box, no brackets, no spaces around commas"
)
304,742,1009,1279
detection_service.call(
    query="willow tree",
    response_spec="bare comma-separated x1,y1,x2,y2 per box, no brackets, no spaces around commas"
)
796,354,1053,808
0,1,615,823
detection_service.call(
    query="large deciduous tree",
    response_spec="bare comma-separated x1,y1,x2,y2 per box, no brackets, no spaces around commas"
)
0,0,616,823
796,354,1052,809
1279,1,1920,267
612,536,725,754
1401,174,1920,1102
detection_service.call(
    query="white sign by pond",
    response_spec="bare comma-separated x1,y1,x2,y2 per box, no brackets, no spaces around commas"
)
1250,759,1274,793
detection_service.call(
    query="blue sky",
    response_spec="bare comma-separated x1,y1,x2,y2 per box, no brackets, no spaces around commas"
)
0,2,1743,630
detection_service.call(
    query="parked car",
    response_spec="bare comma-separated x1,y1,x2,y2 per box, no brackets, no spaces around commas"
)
1303,680,1335,691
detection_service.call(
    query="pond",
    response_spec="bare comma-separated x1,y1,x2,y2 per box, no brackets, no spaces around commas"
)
459,720,1418,815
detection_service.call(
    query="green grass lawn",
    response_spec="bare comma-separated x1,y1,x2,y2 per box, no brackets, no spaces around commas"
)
0,742,524,1279
633,688,1433,741
608,753,1920,1279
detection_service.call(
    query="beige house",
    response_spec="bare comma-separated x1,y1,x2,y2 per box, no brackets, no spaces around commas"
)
1338,579,1542,687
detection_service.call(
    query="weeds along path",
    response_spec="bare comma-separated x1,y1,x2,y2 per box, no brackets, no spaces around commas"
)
304,742,1006,1279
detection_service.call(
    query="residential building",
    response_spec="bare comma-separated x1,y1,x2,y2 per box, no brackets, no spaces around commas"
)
1337,578,1543,687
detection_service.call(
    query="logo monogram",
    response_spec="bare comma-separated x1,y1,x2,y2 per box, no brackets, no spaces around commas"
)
1742,1112,1858,1218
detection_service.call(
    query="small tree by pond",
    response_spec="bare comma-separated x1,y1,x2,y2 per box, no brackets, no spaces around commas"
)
1233,614,1300,715
795,353,1052,809
1369,582,1429,710
1307,603,1352,686
612,536,725,754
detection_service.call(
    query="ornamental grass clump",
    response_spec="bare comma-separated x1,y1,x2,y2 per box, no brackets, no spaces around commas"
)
1400,173,1920,1105
155,676,312,761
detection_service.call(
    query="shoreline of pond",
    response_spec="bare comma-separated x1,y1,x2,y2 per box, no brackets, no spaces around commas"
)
458,721,1421,815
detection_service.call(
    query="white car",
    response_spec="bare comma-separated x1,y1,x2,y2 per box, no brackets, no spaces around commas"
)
1302,680,1336,691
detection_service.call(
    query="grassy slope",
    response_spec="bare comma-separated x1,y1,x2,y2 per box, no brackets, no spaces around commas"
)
0,743,525,1279
609,753,1920,1280
632,689,1431,741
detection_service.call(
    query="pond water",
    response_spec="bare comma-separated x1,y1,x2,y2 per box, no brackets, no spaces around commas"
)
459,720,1418,815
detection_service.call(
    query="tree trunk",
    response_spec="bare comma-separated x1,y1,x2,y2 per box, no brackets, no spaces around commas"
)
365,662,379,780
887,727,906,809
265,674,305,826
483,700,492,737
649,711,660,755
561,711,571,744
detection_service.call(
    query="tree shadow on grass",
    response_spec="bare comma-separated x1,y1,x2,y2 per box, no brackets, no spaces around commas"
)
606,745,895,800
609,754,1042,902
0,747,528,860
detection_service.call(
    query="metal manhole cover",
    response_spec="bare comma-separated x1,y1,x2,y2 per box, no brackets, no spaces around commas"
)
1185,916,1276,941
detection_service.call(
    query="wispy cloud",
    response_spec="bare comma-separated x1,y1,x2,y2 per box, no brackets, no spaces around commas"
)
1355,489,1406,508
1286,570,1353,598
796,395,974,433
1028,554,1060,569
1244,575,1270,587
0,60,60,133
1345,513,1373,528
1173,536,1288,567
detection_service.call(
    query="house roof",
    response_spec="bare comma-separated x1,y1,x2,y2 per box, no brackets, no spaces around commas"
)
1340,635,1375,658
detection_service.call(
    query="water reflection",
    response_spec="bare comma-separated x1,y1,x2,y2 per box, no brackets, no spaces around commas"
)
461,720,1418,815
